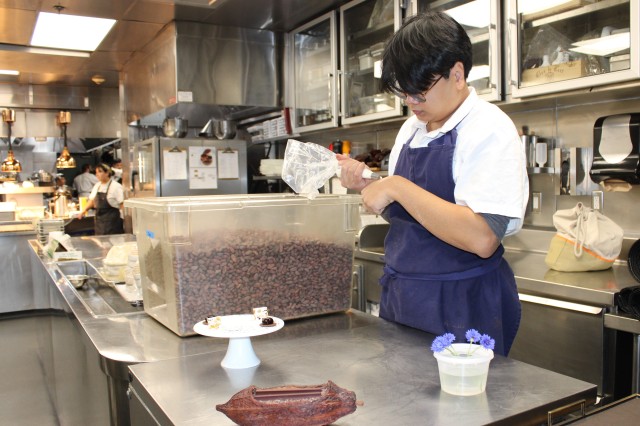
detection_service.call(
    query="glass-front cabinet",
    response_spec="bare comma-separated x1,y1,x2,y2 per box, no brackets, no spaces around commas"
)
340,0,403,125
509,0,639,98
413,0,503,102
290,12,339,134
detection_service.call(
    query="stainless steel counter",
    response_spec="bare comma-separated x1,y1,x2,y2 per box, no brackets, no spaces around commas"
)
28,236,237,425
356,226,638,308
1,228,37,313
354,225,640,402
504,250,636,306
128,310,597,426
29,234,601,425
29,236,231,364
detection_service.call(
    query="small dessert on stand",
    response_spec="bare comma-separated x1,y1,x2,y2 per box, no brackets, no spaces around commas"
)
193,307,284,369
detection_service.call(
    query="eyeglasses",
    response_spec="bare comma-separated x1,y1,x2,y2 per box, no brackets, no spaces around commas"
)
394,75,443,104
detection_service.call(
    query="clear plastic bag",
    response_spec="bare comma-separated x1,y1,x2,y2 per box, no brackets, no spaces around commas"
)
281,139,339,199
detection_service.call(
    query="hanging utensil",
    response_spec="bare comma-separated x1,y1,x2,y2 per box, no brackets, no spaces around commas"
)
214,120,236,140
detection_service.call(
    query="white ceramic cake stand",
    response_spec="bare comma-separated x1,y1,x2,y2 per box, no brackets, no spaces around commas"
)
193,314,284,369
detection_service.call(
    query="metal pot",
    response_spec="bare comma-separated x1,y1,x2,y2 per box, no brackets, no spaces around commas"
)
38,170,53,185
53,186,72,217
213,120,236,140
162,117,189,138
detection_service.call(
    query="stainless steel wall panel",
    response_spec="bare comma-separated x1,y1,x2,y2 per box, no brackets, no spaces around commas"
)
124,21,281,124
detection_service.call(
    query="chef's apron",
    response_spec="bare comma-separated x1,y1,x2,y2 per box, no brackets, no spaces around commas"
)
94,180,123,235
379,128,520,356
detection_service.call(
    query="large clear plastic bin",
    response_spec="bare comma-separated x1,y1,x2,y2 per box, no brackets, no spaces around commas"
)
125,194,361,336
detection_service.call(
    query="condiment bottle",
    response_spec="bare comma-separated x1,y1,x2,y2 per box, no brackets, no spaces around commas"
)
332,139,343,154
341,140,351,156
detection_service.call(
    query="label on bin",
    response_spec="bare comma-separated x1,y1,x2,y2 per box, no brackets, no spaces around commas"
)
146,230,155,239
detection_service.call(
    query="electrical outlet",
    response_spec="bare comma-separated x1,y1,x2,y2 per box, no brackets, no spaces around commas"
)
532,192,542,213
592,191,603,210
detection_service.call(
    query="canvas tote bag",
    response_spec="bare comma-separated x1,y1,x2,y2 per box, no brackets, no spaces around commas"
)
545,202,624,272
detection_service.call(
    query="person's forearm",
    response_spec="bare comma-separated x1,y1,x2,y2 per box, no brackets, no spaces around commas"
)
384,176,499,257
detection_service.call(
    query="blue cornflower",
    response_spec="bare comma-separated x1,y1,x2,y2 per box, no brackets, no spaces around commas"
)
431,329,494,357
465,329,481,344
431,334,456,353
479,334,495,350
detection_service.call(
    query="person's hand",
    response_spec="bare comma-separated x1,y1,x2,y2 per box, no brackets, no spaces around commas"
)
336,154,373,192
77,211,85,219
361,177,396,215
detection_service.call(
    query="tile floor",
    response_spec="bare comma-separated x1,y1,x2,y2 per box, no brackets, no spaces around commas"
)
0,314,58,426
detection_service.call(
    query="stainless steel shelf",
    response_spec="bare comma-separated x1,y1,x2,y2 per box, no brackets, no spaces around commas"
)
250,134,299,144
524,0,628,28
348,19,394,41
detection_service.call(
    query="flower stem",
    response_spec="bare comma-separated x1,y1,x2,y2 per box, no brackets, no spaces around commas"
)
466,340,474,356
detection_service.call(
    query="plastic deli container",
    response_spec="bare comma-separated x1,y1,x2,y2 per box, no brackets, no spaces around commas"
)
124,194,362,336
358,49,373,70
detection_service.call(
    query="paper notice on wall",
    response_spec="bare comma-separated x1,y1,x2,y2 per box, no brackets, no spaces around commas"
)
189,167,218,189
189,146,216,168
218,149,239,179
162,149,187,180
189,146,217,189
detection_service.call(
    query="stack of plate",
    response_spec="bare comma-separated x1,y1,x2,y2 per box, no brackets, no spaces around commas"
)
36,219,65,244
259,159,284,176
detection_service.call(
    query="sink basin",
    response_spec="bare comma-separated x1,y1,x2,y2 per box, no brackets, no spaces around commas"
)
56,260,144,318
357,224,389,254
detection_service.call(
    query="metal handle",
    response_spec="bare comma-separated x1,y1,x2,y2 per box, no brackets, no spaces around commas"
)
519,294,602,315
327,73,334,120
131,170,139,194
507,14,519,88
548,398,586,425
352,270,360,292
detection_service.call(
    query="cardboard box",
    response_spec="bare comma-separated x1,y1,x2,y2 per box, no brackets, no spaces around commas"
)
521,60,586,85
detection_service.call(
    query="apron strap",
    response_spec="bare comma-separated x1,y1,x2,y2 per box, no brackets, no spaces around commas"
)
382,253,502,282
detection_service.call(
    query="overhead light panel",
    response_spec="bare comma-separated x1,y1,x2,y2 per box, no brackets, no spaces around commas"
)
0,69,19,75
0,43,90,57
31,12,116,52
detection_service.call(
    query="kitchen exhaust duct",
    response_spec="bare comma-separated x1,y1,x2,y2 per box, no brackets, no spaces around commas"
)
125,21,282,128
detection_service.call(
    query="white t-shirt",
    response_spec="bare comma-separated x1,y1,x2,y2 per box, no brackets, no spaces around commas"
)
89,179,124,209
73,172,98,198
388,88,529,236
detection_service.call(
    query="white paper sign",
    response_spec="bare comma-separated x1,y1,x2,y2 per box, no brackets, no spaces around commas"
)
189,146,216,168
188,146,218,189
162,149,187,180
218,149,239,179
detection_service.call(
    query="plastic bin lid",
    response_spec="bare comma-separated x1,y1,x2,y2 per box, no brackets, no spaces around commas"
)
124,194,361,213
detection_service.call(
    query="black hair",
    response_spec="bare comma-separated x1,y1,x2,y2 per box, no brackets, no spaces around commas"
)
96,163,114,177
380,11,472,97
81,164,92,173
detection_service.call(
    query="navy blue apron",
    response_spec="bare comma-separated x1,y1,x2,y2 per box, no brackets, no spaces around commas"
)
94,180,123,235
379,128,521,356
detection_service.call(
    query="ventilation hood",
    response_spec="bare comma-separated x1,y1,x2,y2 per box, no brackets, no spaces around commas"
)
125,21,282,127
